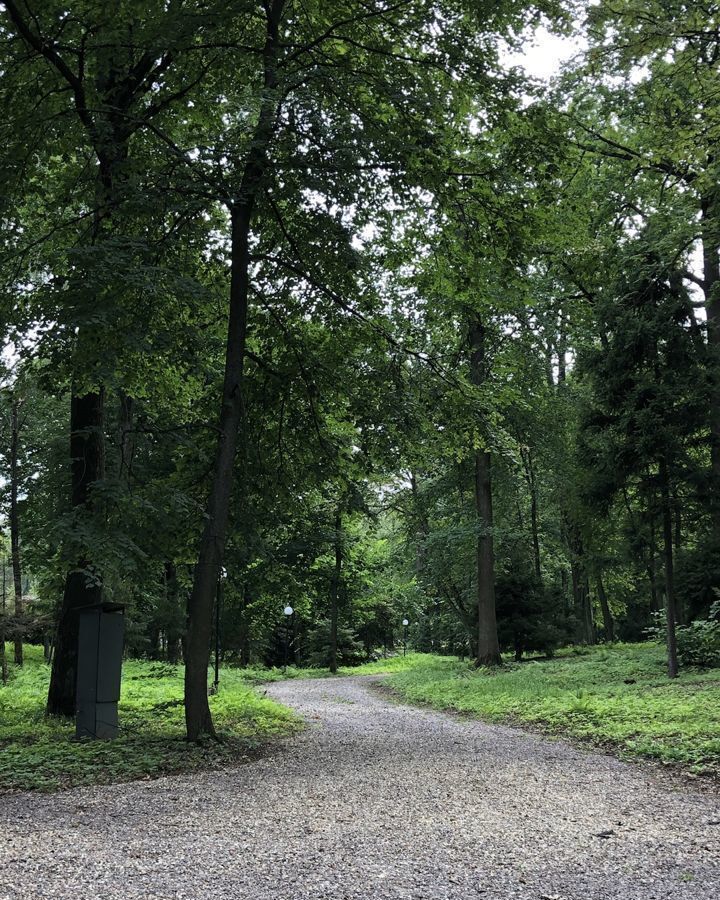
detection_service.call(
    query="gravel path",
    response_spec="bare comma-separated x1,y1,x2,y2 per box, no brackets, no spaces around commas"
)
1,676,719,899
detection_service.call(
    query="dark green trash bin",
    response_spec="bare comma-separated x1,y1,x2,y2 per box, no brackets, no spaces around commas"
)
75,602,125,740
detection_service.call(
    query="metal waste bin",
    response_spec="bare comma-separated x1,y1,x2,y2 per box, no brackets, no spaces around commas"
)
75,602,125,739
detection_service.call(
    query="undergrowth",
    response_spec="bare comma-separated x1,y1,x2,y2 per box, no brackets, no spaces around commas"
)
0,646,300,792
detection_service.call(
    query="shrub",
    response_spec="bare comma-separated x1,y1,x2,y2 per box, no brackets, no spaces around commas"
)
676,602,720,669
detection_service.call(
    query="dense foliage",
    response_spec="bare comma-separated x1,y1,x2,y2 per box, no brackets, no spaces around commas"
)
1,1,719,737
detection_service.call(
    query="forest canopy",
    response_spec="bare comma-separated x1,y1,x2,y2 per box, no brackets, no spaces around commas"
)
1,0,719,740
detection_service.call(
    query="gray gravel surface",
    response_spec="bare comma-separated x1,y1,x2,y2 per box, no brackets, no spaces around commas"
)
1,675,719,899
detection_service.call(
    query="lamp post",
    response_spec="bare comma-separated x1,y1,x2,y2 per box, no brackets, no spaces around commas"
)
283,605,294,673
214,566,227,691
402,618,409,656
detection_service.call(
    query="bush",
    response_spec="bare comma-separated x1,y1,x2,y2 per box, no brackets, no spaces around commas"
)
676,601,720,668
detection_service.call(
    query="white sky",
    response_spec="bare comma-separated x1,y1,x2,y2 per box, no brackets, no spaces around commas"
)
503,26,585,80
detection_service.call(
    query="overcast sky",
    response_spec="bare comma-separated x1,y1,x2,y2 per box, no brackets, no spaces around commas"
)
504,26,585,80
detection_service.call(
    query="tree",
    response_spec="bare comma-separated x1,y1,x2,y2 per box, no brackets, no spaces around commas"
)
577,243,708,676
1,0,232,715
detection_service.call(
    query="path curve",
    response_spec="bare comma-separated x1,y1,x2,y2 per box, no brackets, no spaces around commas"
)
1,675,719,899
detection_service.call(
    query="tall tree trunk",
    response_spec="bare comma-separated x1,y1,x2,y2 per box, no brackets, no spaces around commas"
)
568,525,594,643
647,511,661,611
47,389,105,716
702,190,720,538
10,398,23,665
184,1,285,741
596,571,614,643
469,317,501,666
673,488,685,624
521,447,542,583
329,510,342,674
659,458,679,678
184,204,249,739
583,575,595,645
0,560,6,684
46,147,126,715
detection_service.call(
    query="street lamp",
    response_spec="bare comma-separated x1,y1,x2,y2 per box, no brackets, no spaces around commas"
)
283,605,294,673
214,566,227,691
402,618,409,656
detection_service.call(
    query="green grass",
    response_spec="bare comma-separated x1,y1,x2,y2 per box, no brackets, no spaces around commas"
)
6,642,717,791
375,643,720,776
338,652,430,676
0,645,300,792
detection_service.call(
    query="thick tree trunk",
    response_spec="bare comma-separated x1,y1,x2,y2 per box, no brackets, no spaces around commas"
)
329,510,342,674
184,1,285,741
47,390,105,716
469,317,501,667
659,458,679,678
10,399,23,665
46,152,125,715
596,571,614,643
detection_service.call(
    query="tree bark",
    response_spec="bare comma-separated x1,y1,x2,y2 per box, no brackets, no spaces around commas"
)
701,190,720,538
0,559,6,684
672,487,685,624
184,203,250,739
47,390,105,716
521,447,542,583
184,1,285,740
10,398,23,665
44,139,125,717
329,510,342,674
659,458,679,678
469,317,501,667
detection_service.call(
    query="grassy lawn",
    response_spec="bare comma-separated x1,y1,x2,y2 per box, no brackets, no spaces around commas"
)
372,644,720,777
4,642,718,791
0,645,300,792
